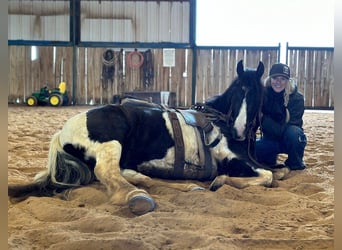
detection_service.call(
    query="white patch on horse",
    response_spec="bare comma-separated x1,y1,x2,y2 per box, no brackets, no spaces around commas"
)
137,112,238,174
48,111,124,188
233,97,247,140
210,135,237,162
59,112,89,147
253,168,273,186
59,112,108,160
138,112,204,171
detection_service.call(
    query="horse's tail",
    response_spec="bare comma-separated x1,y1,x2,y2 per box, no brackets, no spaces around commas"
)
8,131,95,202
8,177,64,202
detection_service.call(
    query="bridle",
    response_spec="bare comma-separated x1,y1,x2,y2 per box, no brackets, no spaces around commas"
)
212,82,272,172
191,80,267,163
244,85,275,171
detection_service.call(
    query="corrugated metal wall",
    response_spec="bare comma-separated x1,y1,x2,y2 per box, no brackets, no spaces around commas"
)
8,0,70,41
8,0,190,43
81,1,189,42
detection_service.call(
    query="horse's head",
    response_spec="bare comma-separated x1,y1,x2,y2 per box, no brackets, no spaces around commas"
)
232,60,264,141
206,60,264,141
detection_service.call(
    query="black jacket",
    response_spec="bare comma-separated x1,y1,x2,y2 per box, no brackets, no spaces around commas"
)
260,86,304,141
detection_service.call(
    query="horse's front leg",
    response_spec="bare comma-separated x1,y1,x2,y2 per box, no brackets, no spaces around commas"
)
209,168,274,191
271,164,291,180
121,169,205,192
208,175,252,190
93,141,155,215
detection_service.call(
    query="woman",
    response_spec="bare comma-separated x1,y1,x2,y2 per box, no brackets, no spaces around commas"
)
255,63,307,170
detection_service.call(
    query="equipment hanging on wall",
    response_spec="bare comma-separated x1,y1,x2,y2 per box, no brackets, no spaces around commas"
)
101,49,115,90
142,49,154,89
127,49,144,69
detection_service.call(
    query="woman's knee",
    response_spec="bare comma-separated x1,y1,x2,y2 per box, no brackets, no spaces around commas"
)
255,138,279,164
283,125,307,148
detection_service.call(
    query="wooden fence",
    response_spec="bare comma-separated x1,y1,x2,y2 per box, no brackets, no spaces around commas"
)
195,48,279,104
8,45,334,108
287,47,334,108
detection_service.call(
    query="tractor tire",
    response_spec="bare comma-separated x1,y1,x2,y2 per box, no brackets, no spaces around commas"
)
26,96,38,106
49,94,63,107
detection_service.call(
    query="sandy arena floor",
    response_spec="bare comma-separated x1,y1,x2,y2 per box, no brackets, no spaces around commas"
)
8,106,334,250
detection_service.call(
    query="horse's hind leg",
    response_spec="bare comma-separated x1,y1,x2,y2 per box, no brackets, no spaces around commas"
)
121,169,205,192
93,141,155,215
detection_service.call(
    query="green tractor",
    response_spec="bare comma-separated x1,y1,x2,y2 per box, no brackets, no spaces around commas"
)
26,82,69,107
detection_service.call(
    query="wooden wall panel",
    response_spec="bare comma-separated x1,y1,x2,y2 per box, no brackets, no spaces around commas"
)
8,46,334,109
194,48,280,105
287,48,334,108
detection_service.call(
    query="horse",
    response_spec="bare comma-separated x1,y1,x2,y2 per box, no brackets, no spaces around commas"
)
8,60,286,215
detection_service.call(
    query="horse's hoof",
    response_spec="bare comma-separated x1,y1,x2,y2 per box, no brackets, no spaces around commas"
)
208,176,225,191
187,184,205,191
209,185,218,192
191,186,206,191
128,193,155,216
270,179,279,188
208,182,222,192
273,167,291,180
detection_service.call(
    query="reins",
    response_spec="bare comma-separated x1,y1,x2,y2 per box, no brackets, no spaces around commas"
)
245,87,275,172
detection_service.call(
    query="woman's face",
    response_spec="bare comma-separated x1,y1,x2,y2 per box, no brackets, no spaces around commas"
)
270,76,288,93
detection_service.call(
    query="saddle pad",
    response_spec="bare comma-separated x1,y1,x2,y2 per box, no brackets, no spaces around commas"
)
177,109,212,132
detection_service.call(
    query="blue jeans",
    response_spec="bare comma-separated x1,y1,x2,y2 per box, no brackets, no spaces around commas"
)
255,125,307,170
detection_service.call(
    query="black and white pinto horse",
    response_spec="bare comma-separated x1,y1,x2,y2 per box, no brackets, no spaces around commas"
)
8,60,288,215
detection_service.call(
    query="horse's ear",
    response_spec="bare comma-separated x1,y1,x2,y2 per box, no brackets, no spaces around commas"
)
256,61,264,78
237,60,244,76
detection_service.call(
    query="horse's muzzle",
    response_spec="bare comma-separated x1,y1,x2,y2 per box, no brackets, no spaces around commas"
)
231,128,246,141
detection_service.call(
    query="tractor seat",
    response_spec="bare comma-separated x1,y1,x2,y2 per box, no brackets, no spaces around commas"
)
58,82,66,94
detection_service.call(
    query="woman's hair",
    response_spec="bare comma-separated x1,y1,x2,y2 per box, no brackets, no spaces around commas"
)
264,77,297,123
263,76,297,107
